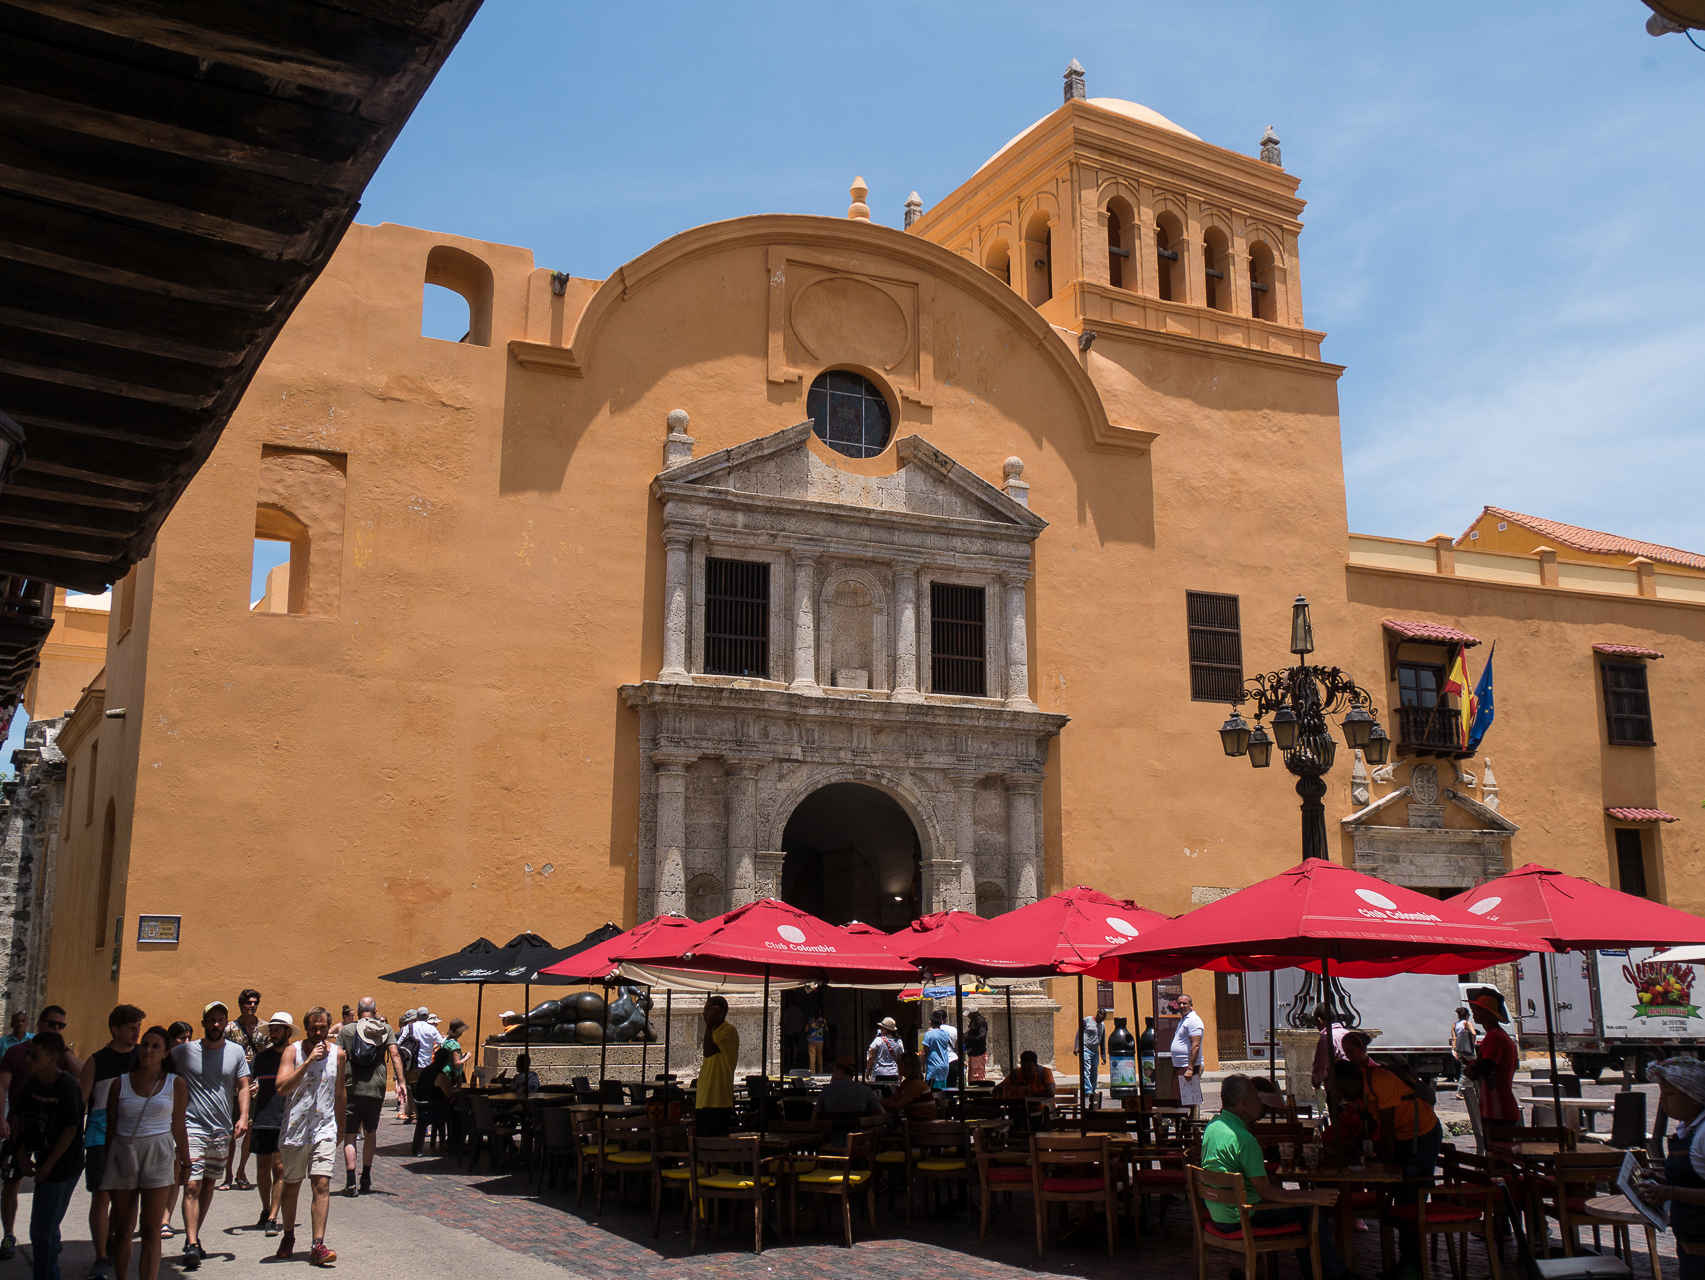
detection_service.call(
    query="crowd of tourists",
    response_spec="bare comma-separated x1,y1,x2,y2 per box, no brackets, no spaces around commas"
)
0,992,440,1280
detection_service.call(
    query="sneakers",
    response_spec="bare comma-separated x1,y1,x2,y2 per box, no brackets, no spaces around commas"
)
255,1212,272,1230
342,1181,359,1198
0,1235,16,1261
265,1218,281,1238
309,1243,337,1267
181,1242,202,1272
358,1169,371,1195
275,1230,295,1260
90,1260,113,1279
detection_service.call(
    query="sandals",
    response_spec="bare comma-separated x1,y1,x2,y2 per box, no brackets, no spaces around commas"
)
160,1225,175,1239
233,1178,253,1191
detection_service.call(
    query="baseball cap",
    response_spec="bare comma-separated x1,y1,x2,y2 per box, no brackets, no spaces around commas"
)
203,1000,228,1016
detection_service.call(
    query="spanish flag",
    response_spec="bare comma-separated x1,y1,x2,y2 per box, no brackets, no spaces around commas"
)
1442,649,1476,749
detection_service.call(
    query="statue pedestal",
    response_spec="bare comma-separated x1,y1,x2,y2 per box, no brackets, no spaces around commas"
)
1276,1026,1381,1112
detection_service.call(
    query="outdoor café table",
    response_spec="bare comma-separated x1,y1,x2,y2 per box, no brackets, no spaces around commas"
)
1586,1193,1663,1277
1286,1159,1408,1266
1524,1098,1617,1134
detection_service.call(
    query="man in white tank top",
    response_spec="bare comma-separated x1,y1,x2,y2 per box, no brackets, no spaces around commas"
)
273,1008,345,1267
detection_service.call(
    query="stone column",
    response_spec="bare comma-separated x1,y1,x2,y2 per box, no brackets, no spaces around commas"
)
1005,773,1044,908
659,532,693,683
1003,572,1036,709
893,561,923,703
788,553,820,694
754,850,787,902
950,771,981,913
652,750,696,913
723,758,764,908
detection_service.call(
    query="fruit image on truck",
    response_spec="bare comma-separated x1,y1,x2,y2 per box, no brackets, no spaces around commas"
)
1515,948,1705,1080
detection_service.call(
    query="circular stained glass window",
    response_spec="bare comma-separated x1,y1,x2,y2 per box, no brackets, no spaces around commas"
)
806,370,892,459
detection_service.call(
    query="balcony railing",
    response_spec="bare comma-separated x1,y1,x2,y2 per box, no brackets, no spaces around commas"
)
1396,703,1465,756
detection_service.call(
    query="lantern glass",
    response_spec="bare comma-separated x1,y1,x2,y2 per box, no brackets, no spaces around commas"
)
1247,725,1273,769
1270,706,1299,750
1364,721,1392,766
1290,595,1315,656
1219,710,1251,758
1340,705,1375,750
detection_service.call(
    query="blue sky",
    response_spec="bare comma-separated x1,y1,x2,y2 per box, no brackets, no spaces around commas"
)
378,0,1704,549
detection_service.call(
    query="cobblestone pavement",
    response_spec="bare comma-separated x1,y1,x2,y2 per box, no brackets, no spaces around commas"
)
1,1097,1675,1280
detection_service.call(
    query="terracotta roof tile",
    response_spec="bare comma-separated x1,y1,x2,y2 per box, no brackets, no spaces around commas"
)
1605,807,1680,824
1463,507,1705,572
1381,618,1482,647
1592,643,1664,660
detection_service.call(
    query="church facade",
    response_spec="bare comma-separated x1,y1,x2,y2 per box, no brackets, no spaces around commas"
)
22,81,1701,1067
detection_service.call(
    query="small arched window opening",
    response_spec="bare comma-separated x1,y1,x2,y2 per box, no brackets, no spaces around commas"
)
1105,197,1136,291
975,881,1007,919
1248,241,1278,321
421,245,494,346
983,237,1011,287
807,370,893,459
1202,227,1232,312
94,798,116,948
1023,211,1053,307
1154,213,1184,303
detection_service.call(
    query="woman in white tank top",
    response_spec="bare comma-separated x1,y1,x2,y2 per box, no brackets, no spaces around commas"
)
101,1026,189,1280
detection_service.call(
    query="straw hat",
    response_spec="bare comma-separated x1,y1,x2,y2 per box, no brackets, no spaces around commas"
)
267,1011,296,1033
878,1017,899,1033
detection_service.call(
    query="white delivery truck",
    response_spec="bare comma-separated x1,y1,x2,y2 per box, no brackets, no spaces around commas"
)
1514,948,1705,1080
1243,970,1475,1085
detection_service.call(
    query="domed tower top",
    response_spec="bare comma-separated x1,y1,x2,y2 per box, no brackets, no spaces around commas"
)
908,65,1321,362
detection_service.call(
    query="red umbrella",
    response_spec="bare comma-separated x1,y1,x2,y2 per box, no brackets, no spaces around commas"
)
1446,863,1705,1115
1083,861,1552,982
620,899,921,1109
1446,863,1705,950
898,888,1168,978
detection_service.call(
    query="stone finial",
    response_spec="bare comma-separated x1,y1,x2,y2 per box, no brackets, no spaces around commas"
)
847,177,870,222
663,408,695,468
1481,758,1500,812
1350,749,1370,807
1063,59,1086,103
903,191,923,229
1259,125,1282,167
1002,456,1030,508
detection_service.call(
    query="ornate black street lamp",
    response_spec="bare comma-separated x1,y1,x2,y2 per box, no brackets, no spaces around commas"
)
1216,596,1392,1026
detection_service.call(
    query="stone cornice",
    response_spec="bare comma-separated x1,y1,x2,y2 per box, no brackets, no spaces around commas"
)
620,680,1068,738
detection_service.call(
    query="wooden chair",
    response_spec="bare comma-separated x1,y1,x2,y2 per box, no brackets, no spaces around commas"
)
1187,1164,1320,1280
568,1107,611,1205
595,1117,656,1216
464,1094,519,1172
1132,1139,1198,1229
1494,1180,1631,1280
647,1122,693,1238
1032,1133,1121,1259
687,1135,776,1255
906,1119,972,1225
1386,1178,1504,1280
533,1104,577,1192
792,1129,877,1247
973,1123,1033,1243
1544,1152,1658,1266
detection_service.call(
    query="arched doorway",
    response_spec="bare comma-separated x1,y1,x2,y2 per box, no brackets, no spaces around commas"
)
778,782,921,1072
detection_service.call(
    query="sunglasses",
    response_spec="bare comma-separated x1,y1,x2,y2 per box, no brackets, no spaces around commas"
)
42,1019,66,1030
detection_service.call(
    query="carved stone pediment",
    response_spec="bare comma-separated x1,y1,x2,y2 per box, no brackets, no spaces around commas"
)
1341,763,1517,892
655,422,1046,536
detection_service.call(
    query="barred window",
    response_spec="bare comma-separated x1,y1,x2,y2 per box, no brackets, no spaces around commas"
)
1614,828,1649,898
1602,662,1654,745
1186,591,1243,703
930,582,986,697
704,558,769,677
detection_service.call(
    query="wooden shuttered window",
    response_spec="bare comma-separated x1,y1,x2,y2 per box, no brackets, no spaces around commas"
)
1186,591,1243,703
704,557,769,677
1614,828,1649,898
1602,662,1654,745
930,582,986,696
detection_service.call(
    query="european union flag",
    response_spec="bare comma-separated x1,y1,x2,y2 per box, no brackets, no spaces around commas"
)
1466,643,1495,753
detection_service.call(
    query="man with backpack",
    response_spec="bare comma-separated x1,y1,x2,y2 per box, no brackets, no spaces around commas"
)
336,999,405,1197
392,1011,419,1122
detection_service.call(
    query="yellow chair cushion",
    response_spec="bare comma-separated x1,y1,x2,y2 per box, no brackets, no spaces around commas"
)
916,1159,967,1172
799,1170,872,1186
606,1151,652,1165
697,1174,774,1190
660,1167,693,1181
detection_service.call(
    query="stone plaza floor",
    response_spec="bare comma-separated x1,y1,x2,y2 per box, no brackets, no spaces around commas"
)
1,1098,1677,1280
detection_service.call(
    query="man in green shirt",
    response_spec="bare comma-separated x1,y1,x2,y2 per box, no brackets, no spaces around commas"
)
1201,1074,1348,1280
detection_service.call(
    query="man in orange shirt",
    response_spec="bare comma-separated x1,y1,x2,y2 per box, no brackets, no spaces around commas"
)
1345,1033,1442,1280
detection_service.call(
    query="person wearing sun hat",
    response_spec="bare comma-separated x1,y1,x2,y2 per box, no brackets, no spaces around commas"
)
1634,1058,1705,1278
1461,988,1519,1136
866,1016,903,1088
